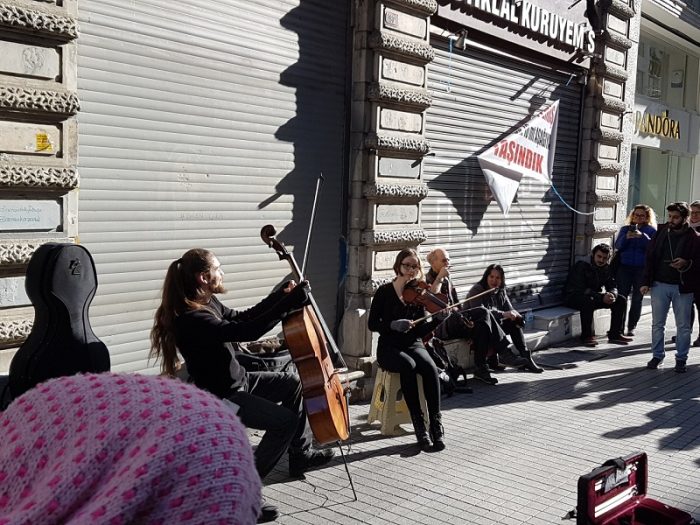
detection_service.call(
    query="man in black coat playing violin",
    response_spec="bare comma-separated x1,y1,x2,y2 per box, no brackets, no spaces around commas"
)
425,247,523,385
150,248,334,524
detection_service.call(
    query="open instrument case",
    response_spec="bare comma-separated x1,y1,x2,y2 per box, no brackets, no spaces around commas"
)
576,452,695,525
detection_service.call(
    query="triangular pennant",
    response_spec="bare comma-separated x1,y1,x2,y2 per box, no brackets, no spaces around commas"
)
477,100,560,216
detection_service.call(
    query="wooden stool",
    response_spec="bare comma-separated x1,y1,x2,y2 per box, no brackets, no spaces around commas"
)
367,369,427,435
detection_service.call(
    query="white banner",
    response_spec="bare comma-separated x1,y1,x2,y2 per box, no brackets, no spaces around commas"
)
477,100,559,216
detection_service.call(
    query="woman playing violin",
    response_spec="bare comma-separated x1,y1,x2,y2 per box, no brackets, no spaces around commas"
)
368,248,446,451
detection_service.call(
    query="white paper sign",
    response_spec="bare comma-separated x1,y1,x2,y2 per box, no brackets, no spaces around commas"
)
477,100,559,216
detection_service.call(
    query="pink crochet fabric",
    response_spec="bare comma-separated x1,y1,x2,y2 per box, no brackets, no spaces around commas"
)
0,373,261,524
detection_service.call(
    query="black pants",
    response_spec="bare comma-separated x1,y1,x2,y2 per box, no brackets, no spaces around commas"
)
437,306,509,367
377,341,440,420
567,293,627,339
229,371,312,479
501,318,527,355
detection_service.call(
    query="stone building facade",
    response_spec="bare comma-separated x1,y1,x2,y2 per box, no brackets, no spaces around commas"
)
0,0,79,370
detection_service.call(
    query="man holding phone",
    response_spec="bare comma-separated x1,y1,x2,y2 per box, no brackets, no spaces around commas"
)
641,202,699,372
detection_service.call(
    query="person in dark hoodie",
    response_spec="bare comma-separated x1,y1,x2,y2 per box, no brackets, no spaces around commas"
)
565,243,630,347
642,202,699,372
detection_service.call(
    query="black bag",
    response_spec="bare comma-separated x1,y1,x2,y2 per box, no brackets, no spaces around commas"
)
233,337,295,374
7,243,110,403
425,338,465,397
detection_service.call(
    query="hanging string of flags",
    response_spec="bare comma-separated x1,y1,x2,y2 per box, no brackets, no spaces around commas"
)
476,100,593,216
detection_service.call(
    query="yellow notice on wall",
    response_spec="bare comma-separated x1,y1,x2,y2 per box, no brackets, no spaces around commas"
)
35,132,53,152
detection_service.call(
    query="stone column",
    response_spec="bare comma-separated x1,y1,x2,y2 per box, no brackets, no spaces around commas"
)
342,0,437,395
574,0,642,256
0,0,79,371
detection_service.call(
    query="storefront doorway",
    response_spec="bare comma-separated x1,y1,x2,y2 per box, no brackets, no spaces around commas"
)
628,146,694,215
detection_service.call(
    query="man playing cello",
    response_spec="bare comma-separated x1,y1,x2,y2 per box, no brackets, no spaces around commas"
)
150,248,334,523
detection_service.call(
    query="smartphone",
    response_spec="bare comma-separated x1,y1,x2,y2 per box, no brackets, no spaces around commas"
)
630,224,639,232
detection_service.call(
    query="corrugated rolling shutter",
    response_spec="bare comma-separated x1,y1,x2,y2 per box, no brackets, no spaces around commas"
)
423,38,583,309
77,0,348,372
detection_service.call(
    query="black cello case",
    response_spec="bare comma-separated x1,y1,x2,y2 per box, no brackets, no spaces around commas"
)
7,243,110,402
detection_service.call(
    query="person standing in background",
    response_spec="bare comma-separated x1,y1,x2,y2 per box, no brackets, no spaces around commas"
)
642,202,698,372
689,200,700,347
614,204,657,337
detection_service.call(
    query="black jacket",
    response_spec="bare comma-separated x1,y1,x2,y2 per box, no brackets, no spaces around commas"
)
565,258,617,303
175,285,307,398
641,223,698,292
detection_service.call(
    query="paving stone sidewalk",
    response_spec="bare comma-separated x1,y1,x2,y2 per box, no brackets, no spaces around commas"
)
263,313,700,524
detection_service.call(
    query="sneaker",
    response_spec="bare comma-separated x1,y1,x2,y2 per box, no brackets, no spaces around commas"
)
608,334,630,345
675,360,687,373
288,448,335,478
581,336,598,347
258,500,279,523
647,357,664,369
473,367,498,385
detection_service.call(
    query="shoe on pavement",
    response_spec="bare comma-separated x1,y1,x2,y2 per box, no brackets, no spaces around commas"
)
486,357,506,371
258,500,279,523
581,336,598,347
473,367,498,385
675,359,687,373
608,334,630,345
288,448,335,478
647,357,664,369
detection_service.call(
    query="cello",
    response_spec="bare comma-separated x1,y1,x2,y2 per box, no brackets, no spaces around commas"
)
260,224,350,445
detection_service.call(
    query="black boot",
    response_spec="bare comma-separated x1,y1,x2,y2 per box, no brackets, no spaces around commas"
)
487,355,506,371
520,350,543,373
429,413,446,451
474,366,498,385
411,412,431,452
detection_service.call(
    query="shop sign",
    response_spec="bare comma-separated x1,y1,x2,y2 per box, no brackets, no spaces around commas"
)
634,110,680,140
445,0,595,53
632,97,694,154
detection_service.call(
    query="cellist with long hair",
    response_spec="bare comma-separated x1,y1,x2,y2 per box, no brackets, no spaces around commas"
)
149,248,334,524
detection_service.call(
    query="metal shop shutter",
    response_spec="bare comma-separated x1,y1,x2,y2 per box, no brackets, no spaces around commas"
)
77,0,349,372
423,38,583,309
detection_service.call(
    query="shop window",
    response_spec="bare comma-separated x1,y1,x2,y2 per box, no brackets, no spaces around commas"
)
628,147,695,216
636,36,689,108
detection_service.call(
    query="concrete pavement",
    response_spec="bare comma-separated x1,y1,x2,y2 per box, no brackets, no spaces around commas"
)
262,312,700,524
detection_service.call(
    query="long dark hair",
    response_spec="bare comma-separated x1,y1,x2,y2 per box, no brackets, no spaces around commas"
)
477,264,506,290
150,248,215,376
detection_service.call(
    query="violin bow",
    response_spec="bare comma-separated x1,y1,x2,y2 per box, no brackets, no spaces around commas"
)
409,287,498,326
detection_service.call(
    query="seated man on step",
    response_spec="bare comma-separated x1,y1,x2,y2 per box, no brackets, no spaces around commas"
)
564,243,631,347
425,247,524,385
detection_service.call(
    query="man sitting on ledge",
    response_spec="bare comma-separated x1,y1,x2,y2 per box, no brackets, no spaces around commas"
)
565,243,632,347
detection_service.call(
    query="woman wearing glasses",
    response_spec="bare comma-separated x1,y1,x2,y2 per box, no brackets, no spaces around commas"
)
614,204,657,336
368,248,445,452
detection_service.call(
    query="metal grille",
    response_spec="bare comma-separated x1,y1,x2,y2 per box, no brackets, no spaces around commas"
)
423,38,583,309
77,0,349,372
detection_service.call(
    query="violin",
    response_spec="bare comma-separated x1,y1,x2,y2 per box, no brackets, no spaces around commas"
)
261,224,350,444
402,280,450,314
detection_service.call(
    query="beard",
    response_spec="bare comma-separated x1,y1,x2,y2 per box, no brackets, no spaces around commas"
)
210,282,227,294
